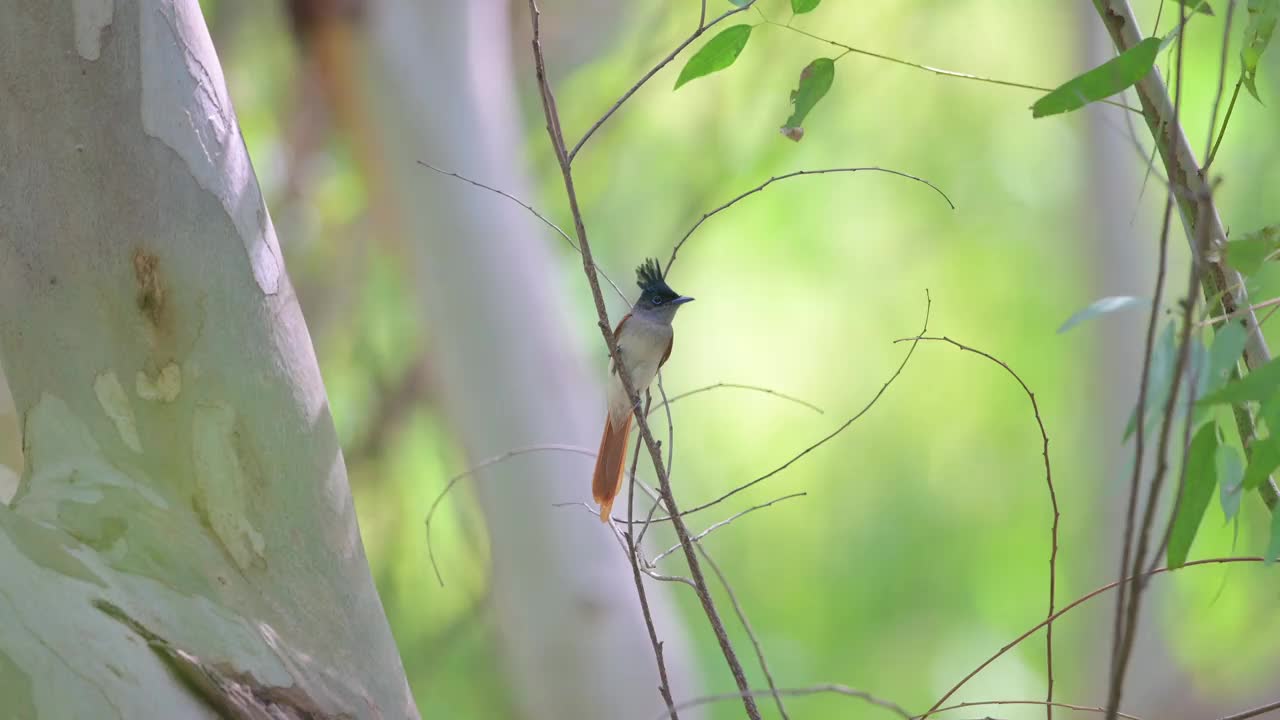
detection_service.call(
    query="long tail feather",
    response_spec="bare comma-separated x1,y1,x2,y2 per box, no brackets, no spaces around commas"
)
592,413,633,522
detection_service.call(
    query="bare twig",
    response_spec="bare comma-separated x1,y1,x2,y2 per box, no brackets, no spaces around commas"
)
696,546,790,720
416,160,628,302
650,492,806,565
921,556,1266,718
650,382,825,416
1217,698,1280,720
623,395,679,720
568,1,757,162
666,170,954,272
664,683,913,720
895,336,1058,720
919,700,1142,720
659,291,930,523
526,2,760,714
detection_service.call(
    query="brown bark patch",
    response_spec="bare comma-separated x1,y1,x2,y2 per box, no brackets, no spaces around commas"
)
132,249,167,330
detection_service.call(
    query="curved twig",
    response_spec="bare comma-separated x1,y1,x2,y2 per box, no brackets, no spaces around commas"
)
649,382,824,416
662,683,912,720
666,169,954,272
650,492,806,564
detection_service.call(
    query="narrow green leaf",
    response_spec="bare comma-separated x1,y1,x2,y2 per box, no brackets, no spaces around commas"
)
1125,322,1177,440
792,0,821,13
1168,422,1220,569
1057,296,1144,333
675,25,753,90
780,58,835,141
729,0,752,6
1199,353,1280,406
1032,37,1162,118
1242,0,1280,101
1206,322,1248,394
1218,443,1245,520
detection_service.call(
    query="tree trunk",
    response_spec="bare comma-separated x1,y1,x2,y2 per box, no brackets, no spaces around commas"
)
0,2,416,717
357,0,704,717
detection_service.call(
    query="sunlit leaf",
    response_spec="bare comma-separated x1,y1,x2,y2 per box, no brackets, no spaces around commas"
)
780,58,835,141
1057,295,1144,333
1125,322,1177,441
1032,37,1162,118
1168,422,1219,569
1242,0,1280,101
1219,443,1245,520
1170,0,1215,15
792,0,821,12
675,25,753,90
1199,353,1280,406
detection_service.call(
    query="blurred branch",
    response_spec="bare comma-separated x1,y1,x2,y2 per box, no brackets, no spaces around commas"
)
346,353,432,467
525,2,760,715
666,169,954,273
568,0,758,163
895,336,1058,720
1217,698,1280,720
663,683,912,720
922,556,1266,718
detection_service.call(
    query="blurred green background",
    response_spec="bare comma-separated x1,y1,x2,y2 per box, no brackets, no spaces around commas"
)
193,0,1280,717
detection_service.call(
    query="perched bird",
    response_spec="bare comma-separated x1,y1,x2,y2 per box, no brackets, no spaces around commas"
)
592,259,694,522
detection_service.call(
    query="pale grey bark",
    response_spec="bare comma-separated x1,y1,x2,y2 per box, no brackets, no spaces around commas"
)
359,0,703,718
0,2,416,717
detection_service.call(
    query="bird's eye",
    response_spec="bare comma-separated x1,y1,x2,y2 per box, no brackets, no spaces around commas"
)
651,296,663,306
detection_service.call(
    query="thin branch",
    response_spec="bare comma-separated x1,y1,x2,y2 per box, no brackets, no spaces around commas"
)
919,700,1142,720
765,21,1142,113
650,382,825,416
896,336,1058,720
1217,698,1280,720
568,1,757,163
1202,1,1239,166
659,291,930,523
666,170,954,273
664,683,913,720
526,2,761,715
921,556,1266,718
416,160,628,302
696,546,790,720
623,395,679,720
650,492,807,565
1204,78,1242,170
1196,295,1280,328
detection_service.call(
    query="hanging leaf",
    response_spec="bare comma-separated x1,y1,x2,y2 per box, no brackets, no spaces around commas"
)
1125,322,1177,441
792,0,822,12
1032,37,1162,118
1242,0,1280,101
780,58,835,142
1200,321,1249,404
1199,353,1280,406
1057,296,1144,333
1225,225,1280,275
1219,443,1245,520
675,25,754,90
1168,422,1220,569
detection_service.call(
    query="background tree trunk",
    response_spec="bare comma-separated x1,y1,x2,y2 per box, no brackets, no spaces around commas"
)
356,0,704,717
0,2,416,717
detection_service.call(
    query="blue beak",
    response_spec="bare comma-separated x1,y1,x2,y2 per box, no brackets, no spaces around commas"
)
672,296,695,305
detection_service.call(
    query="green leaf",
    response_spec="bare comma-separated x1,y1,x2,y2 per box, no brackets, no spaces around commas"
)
1226,225,1280,275
1242,0,1280,101
1125,322,1177,440
1218,443,1245,520
1206,322,1248,393
1269,496,1280,562
1199,353,1280,406
729,0,752,6
792,0,821,12
1032,37,1162,118
1170,0,1215,15
780,58,835,141
1057,296,1144,333
1168,422,1220,569
675,25,753,90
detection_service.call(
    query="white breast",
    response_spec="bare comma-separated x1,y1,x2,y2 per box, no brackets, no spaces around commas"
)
607,314,672,423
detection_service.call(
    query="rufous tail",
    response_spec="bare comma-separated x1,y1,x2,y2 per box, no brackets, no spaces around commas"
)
592,413,633,522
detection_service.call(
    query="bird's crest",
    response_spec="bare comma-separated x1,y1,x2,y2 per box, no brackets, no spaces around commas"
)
635,258,675,296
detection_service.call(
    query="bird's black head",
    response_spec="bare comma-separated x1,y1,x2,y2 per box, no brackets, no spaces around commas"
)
635,258,687,308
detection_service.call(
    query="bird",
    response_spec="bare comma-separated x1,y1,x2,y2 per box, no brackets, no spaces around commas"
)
592,259,694,523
